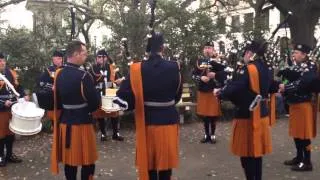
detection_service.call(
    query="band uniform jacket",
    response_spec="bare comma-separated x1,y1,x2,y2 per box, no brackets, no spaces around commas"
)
0,68,25,137
89,63,116,95
89,62,120,118
218,59,275,119
192,58,226,92
116,54,182,125
37,65,62,119
281,60,318,104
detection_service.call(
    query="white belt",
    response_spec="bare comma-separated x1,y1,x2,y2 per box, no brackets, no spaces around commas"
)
63,103,88,109
144,100,175,107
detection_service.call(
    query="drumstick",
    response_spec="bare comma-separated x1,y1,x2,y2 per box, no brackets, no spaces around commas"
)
0,99,17,104
0,73,20,97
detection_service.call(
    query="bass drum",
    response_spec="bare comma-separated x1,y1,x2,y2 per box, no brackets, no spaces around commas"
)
34,88,54,110
9,102,45,136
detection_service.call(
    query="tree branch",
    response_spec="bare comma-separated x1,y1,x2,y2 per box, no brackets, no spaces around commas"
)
0,0,25,8
261,4,275,13
246,0,255,8
256,0,267,11
194,0,219,13
268,0,290,14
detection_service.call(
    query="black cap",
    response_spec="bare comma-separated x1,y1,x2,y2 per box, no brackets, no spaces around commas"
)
294,44,311,54
52,50,64,57
97,49,108,56
243,40,266,56
204,41,214,47
0,52,4,59
147,32,164,54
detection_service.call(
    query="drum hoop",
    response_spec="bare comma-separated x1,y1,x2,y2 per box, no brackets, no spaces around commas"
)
12,102,44,119
9,122,42,136
12,112,43,120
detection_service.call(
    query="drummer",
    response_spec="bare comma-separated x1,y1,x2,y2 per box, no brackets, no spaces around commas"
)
0,52,29,167
37,49,64,128
89,49,124,141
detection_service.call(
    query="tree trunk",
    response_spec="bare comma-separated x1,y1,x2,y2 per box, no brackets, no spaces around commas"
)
253,10,265,40
82,28,91,48
288,13,318,48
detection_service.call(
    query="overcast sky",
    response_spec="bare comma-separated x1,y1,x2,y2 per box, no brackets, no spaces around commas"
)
0,2,33,29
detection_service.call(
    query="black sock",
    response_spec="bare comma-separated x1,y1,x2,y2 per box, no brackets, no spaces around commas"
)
301,139,311,164
5,135,15,157
254,157,262,180
98,118,106,135
0,138,5,157
159,169,172,180
64,165,77,180
240,157,254,180
203,117,210,138
81,164,95,180
210,117,217,136
294,138,303,162
111,117,119,136
148,170,158,180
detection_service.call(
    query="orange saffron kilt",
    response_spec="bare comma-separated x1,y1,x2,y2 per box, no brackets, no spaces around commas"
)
231,117,272,157
145,124,179,170
46,110,62,121
92,108,119,119
59,123,98,166
0,112,13,138
196,91,221,117
289,102,316,139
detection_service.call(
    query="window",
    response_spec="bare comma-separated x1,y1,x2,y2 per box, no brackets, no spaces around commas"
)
231,15,241,32
243,13,254,32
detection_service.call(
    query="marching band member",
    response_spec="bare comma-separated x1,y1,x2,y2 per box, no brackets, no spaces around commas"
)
37,50,64,125
0,52,29,167
51,41,100,179
192,41,223,144
89,49,124,141
214,41,274,180
114,32,182,180
278,44,317,171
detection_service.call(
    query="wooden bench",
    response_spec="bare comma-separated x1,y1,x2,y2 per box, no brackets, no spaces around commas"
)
176,83,197,124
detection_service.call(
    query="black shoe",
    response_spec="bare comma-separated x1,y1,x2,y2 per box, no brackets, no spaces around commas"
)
284,157,300,166
0,156,6,167
6,154,22,163
200,135,212,144
291,162,313,171
100,134,107,142
112,133,124,141
211,135,217,144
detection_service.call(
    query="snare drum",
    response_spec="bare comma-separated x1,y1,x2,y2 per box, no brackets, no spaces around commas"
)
101,96,120,112
9,102,45,136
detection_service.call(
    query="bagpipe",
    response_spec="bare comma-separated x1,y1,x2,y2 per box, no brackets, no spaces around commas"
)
145,0,157,55
310,43,320,62
250,11,293,63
